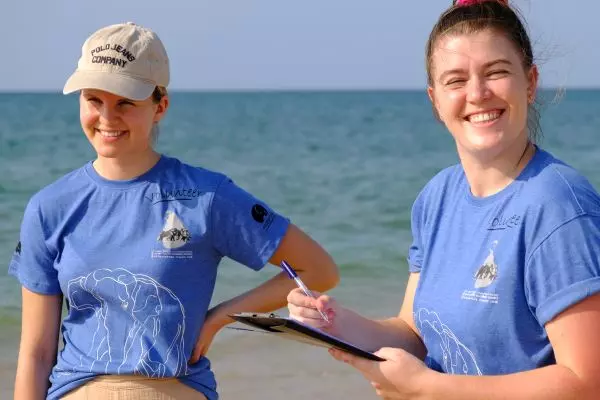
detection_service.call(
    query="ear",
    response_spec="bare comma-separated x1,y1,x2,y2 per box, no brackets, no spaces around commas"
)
153,95,169,123
527,65,539,104
427,85,442,122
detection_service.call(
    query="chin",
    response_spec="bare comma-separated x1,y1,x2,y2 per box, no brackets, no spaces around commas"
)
457,136,505,157
92,146,122,159
465,130,507,149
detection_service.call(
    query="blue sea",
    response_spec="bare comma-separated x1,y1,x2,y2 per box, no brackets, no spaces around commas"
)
1,90,599,398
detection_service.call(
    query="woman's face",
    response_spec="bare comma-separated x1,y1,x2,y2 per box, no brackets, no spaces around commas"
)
79,89,168,160
428,29,538,161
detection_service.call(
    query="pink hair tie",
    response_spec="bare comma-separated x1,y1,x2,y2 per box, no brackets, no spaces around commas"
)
455,0,508,6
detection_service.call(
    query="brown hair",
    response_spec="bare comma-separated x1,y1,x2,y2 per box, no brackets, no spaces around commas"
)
426,0,541,142
150,86,168,143
152,86,168,104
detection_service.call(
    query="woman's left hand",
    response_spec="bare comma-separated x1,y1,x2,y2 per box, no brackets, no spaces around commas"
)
189,308,228,364
329,347,432,399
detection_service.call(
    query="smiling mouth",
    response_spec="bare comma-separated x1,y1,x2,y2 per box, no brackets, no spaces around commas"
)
465,110,505,124
95,129,127,138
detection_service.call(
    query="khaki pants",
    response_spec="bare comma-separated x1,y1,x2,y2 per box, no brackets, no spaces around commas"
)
61,375,209,400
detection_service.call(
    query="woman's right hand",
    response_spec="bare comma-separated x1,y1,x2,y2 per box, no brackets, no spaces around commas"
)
287,288,341,332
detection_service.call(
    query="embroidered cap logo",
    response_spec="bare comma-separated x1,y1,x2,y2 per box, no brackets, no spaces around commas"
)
63,22,170,101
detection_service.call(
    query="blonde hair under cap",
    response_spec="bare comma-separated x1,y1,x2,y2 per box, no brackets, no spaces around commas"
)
63,22,169,101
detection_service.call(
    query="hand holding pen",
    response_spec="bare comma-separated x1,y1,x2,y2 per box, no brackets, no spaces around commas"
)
280,260,330,323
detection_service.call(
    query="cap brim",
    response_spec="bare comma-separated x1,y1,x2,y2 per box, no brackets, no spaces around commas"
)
63,70,155,101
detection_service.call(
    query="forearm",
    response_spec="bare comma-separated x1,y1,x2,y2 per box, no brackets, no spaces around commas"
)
210,272,302,326
422,365,595,400
14,355,54,400
15,289,62,400
336,312,426,358
210,262,337,328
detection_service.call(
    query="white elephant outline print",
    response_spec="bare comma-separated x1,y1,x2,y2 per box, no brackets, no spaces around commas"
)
67,268,188,377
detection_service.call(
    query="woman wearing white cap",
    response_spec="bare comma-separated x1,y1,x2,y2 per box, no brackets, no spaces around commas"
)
9,22,339,400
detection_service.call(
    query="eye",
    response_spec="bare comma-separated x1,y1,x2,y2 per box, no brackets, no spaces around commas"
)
446,78,467,87
118,100,135,107
487,70,509,78
85,96,101,104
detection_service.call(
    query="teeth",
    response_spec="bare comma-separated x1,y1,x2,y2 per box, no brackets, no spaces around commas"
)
469,111,501,123
97,129,125,137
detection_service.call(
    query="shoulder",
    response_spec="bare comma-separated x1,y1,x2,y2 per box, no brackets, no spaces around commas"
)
413,163,465,211
15,165,93,237
517,148,600,249
520,148,600,218
158,155,229,193
27,165,91,214
409,164,465,235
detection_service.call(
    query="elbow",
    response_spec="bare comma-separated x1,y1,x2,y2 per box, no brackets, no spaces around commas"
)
19,346,58,368
320,272,340,293
328,262,341,289
579,378,600,400
312,258,340,292
559,366,600,400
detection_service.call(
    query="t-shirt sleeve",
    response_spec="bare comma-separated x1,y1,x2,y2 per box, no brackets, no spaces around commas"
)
209,177,290,271
525,214,600,326
408,191,426,273
8,198,61,295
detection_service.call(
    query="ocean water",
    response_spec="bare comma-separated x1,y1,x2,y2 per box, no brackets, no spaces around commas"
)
0,90,599,398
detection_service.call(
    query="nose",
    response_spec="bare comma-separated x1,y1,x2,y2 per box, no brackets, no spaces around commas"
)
466,76,491,103
98,104,120,124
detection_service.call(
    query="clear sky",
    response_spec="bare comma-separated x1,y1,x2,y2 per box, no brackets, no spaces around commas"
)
2,0,598,91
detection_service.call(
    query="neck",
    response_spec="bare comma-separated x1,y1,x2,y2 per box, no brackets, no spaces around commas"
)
93,151,161,181
460,139,534,198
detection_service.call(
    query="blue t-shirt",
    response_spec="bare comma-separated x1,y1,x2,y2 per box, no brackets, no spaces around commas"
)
8,155,290,400
408,147,600,375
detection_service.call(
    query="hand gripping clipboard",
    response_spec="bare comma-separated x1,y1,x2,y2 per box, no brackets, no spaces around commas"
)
229,312,385,361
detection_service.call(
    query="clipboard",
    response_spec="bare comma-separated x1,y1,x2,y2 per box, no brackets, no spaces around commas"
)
229,312,385,361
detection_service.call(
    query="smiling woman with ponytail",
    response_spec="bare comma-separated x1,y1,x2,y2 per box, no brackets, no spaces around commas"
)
286,0,600,398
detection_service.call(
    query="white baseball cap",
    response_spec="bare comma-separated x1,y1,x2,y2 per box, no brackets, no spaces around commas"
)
63,22,169,100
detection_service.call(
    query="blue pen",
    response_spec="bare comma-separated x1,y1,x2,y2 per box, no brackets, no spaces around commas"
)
280,260,330,323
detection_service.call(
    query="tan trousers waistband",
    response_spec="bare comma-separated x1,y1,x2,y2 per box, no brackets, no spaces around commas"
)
61,375,209,400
